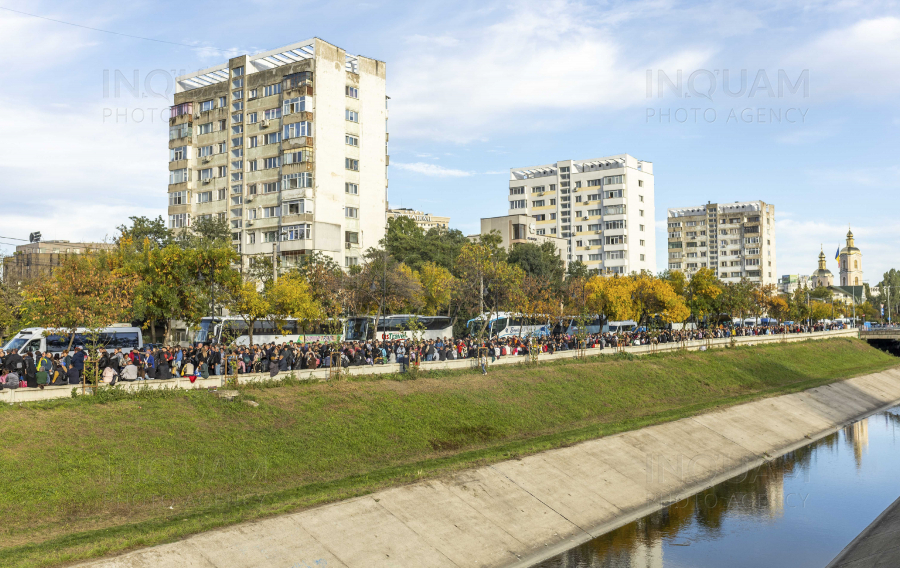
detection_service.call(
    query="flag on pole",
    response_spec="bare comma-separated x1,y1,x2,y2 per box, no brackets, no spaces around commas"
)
835,247,840,261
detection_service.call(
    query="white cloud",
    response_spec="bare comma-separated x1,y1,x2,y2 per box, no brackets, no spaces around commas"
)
391,162,474,177
389,0,713,142
788,17,900,100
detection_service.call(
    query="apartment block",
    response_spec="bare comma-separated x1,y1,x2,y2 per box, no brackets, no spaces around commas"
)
667,201,776,286
2,240,114,286
507,154,655,275
168,38,388,270
472,215,568,265
386,208,450,231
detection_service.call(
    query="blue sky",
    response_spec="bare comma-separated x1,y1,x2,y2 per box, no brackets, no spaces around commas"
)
0,0,898,282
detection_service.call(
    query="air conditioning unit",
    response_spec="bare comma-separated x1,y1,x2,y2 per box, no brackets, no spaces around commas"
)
345,242,352,249
246,197,253,203
202,178,211,184
583,216,589,220
247,221,254,226
202,157,211,163
261,119,270,128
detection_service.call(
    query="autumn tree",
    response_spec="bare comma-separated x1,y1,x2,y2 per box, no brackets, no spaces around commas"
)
685,267,722,324
584,274,634,322
23,251,137,350
418,261,455,316
454,240,524,340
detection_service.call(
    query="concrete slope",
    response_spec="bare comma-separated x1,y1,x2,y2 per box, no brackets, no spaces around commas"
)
75,367,900,568
826,495,900,568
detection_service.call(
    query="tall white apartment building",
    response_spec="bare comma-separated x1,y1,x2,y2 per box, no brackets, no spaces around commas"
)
666,201,776,286
168,38,388,270
507,154,655,274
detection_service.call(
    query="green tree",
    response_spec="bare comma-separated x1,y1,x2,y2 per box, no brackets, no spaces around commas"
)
685,267,721,324
507,241,565,290
116,216,171,251
381,217,469,272
454,241,524,339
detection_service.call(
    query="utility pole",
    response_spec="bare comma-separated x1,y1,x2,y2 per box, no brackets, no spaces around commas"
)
272,240,278,285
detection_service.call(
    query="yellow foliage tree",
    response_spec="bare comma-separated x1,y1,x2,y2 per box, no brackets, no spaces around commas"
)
418,261,455,316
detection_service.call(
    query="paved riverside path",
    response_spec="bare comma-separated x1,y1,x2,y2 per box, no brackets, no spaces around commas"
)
826,495,900,568
74,364,900,568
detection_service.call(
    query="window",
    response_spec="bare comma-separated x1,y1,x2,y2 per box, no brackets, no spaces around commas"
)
510,187,525,195
603,175,624,184
605,220,626,230
196,191,212,203
169,168,189,184
247,209,257,220
550,199,557,205
550,213,556,220
263,83,282,97
248,184,257,195
283,150,312,164
264,157,281,169
606,251,625,260
345,230,359,244
638,180,644,187
200,100,215,112
532,200,545,207
217,166,227,177
346,86,359,98
197,122,213,135
639,195,644,202
247,232,256,244
345,109,359,122
218,142,228,153
345,257,359,268
168,191,187,206
217,189,226,200
247,112,258,124
169,146,188,161
249,160,258,172
232,137,242,147
232,66,243,77
249,136,258,148
218,119,227,131
510,200,526,209
283,172,312,188
233,91,243,101
169,214,190,228
263,132,282,145
605,205,626,215
263,231,279,243
263,206,280,218
536,229,546,235
283,96,311,115
345,135,359,146
587,179,602,187
604,189,624,199
263,182,280,193
170,102,192,118
533,214,546,221
588,254,601,261
283,72,312,90
606,235,626,245
231,160,242,170
346,182,359,194
169,123,191,140
287,225,311,240
345,207,359,218
575,196,582,203
231,195,243,205
285,200,307,215
587,208,601,216
198,145,213,158
639,209,644,217
640,239,645,246
345,158,359,171
639,224,645,231
283,122,311,139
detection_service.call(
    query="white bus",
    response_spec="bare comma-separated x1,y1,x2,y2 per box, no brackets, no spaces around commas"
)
193,316,343,346
344,315,454,342
3,325,143,355
465,312,550,339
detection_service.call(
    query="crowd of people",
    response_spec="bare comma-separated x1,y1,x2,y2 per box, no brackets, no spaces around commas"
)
0,321,849,389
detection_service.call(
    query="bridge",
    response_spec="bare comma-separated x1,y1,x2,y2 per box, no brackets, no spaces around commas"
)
859,329,900,340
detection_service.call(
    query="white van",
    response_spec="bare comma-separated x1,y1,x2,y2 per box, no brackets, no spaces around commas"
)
3,326,143,355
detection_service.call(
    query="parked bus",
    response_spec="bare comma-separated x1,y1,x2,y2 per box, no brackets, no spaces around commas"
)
344,314,454,341
193,316,343,346
465,312,551,339
3,325,143,355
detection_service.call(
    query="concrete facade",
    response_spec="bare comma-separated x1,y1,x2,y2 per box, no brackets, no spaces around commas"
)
71,330,899,568
667,200,776,286
386,208,450,231
473,215,568,266
168,38,387,271
1,240,114,285
508,154,655,275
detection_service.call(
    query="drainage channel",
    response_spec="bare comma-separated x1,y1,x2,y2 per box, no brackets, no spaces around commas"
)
533,406,900,568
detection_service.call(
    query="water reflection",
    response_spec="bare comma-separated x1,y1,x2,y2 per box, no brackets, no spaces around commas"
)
536,409,900,568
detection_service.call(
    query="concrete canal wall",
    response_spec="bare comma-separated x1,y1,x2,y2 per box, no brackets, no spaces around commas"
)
3,328,857,405
73,336,900,568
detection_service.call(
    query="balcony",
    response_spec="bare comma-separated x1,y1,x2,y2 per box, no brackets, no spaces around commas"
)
281,187,311,201
283,111,313,125
282,136,313,150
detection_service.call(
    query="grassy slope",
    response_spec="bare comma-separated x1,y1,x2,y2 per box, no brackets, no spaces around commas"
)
0,338,895,567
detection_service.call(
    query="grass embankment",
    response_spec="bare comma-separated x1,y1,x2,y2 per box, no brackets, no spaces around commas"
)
0,337,895,567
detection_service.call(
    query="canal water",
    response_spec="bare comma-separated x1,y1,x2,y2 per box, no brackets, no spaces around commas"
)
534,406,900,568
